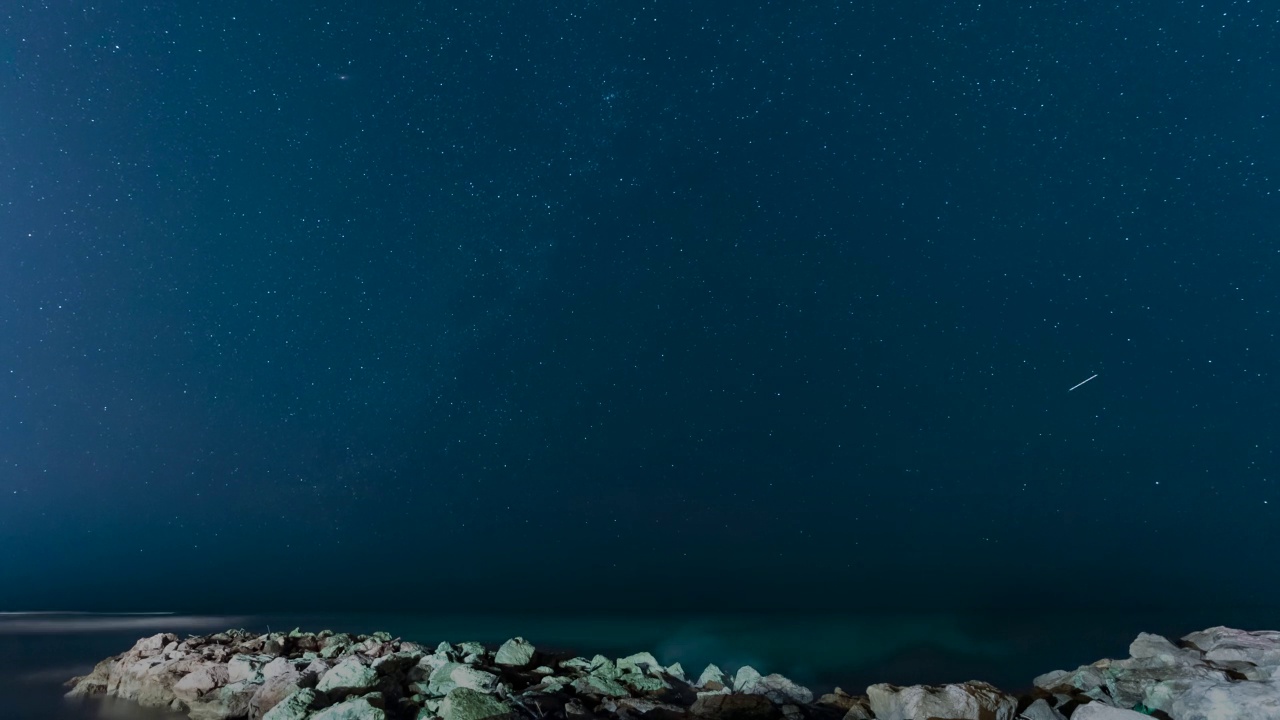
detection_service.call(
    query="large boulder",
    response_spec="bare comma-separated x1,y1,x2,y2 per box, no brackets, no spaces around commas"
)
66,657,118,698
317,657,379,696
262,688,317,720
174,663,232,703
695,664,729,690
738,673,813,705
866,681,1018,720
250,665,303,720
451,665,500,693
494,638,536,667
440,687,515,720
188,679,262,720
1035,627,1280,716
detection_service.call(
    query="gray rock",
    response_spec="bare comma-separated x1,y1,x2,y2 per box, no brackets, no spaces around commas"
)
559,657,594,672
1183,626,1280,668
440,687,515,720
317,657,379,695
621,672,671,693
571,674,632,698
1069,704,1154,719
733,666,761,694
66,657,116,698
866,681,1017,720
738,673,812,705
188,680,261,720
695,664,728,690
174,664,231,702
262,688,317,720
1017,698,1067,720
249,667,302,720
311,696,388,720
617,652,664,677
495,638,536,667
427,661,465,696
665,662,688,683
589,655,622,680
451,665,499,693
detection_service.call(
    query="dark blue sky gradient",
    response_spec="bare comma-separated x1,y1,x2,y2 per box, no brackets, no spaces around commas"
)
0,1,1276,613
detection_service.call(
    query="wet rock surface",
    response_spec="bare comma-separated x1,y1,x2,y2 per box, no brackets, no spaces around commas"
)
64,625,1280,720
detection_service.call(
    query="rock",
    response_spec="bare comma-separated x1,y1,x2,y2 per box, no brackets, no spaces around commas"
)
733,666,761,693
495,638,536,667
65,657,115,698
1154,676,1280,719
262,688,317,720
228,654,269,684
621,672,671,693
572,674,632,698
174,664,231,702
696,664,728,690
618,652,664,677
1183,626,1280,668
589,655,622,680
135,633,180,657
1070,704,1154,719
739,673,813,705
451,665,500,693
427,661,465,695
665,662,688,683
440,687,515,720
814,688,857,711
840,702,873,720
250,666,303,720
374,650,426,675
312,695,388,720
866,681,1018,720
689,693,778,720
188,680,260,720
559,657,593,671
458,642,487,663
317,657,379,695
1017,698,1067,720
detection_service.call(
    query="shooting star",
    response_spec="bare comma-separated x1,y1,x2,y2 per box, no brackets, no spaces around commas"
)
1068,374,1098,392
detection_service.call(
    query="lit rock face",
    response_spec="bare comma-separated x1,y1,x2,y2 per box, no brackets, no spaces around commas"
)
65,625,1280,720
1036,626,1280,719
866,680,1017,720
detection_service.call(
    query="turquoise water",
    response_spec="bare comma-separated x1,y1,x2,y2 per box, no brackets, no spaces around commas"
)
4,610,1277,719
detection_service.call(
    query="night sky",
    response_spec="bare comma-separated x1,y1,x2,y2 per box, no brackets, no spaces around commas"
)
1,2,1276,615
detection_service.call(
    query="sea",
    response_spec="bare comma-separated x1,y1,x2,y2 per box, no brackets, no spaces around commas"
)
3,609,1277,720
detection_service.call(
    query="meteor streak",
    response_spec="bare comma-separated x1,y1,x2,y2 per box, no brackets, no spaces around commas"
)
1068,374,1098,392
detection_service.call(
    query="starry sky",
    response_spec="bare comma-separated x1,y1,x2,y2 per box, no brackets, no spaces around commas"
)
0,1,1276,615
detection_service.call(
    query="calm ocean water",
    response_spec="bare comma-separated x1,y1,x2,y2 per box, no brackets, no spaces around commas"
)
3,610,1277,720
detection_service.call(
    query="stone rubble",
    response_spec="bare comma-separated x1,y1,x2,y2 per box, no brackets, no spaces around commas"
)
63,625,1280,720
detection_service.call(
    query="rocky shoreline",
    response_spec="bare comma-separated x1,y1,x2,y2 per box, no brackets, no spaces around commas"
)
64,625,1280,720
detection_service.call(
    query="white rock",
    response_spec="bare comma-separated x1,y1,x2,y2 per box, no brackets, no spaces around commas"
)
451,665,499,693
494,637,536,667
695,664,728,689
739,673,813,704
317,657,379,695
866,681,1017,720
733,666,761,692
617,652,664,677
